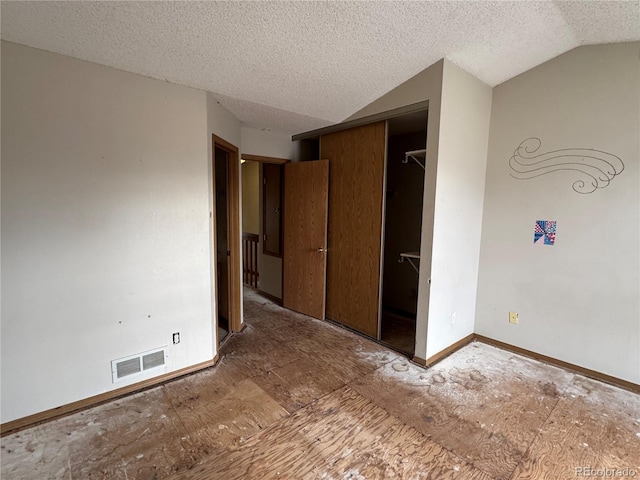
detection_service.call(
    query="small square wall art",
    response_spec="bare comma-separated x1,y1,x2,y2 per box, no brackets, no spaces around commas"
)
534,220,556,245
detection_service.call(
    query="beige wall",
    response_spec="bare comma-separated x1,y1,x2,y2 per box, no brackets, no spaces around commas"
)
476,42,640,383
241,161,260,234
1,42,241,423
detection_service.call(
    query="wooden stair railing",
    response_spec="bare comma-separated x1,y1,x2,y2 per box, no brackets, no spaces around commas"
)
242,232,259,288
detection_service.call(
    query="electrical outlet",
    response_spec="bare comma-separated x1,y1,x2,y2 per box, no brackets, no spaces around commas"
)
451,312,456,325
509,312,519,324
173,332,180,344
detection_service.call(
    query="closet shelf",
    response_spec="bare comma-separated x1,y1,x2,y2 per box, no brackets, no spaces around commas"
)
403,149,426,170
398,251,420,274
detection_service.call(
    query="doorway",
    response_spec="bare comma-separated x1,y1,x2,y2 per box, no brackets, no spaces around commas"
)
241,159,260,291
240,154,289,307
212,135,241,346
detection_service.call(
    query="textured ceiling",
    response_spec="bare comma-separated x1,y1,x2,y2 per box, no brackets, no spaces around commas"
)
1,1,639,134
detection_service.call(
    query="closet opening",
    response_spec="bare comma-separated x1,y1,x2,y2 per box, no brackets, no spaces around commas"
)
380,111,427,355
291,103,430,356
214,145,231,342
212,134,242,347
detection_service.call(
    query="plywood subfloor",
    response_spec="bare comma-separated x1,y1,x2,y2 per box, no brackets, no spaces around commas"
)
380,309,416,355
2,289,639,479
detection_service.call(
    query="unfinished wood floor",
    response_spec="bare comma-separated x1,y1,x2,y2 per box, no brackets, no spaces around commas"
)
2,290,639,480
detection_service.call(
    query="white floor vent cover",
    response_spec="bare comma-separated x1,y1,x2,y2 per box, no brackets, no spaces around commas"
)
111,347,167,383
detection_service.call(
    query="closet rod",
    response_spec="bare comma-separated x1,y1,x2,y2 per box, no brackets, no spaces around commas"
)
403,149,426,170
398,251,420,274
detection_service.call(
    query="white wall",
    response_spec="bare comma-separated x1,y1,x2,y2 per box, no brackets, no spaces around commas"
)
208,93,241,149
425,61,492,359
476,43,640,383
241,126,296,160
1,42,229,423
207,93,243,329
240,126,295,300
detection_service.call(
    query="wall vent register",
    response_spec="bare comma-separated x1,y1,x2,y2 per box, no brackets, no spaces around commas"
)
111,347,167,383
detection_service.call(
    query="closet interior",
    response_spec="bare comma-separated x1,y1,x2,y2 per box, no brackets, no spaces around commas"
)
293,109,428,356
380,111,427,354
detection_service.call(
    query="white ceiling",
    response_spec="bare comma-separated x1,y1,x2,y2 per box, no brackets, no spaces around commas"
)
1,1,638,134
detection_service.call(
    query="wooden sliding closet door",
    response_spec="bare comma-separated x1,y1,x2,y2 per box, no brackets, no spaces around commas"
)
321,122,386,338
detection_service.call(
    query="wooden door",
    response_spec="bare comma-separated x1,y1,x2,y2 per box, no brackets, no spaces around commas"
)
321,122,386,338
213,135,241,334
283,160,329,320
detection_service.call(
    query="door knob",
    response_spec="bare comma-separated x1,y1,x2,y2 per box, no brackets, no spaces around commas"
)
316,247,327,253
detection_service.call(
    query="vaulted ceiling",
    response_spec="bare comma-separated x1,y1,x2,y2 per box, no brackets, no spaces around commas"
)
2,1,638,134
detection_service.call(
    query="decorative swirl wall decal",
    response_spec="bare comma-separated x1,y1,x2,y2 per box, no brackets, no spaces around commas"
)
509,137,624,194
